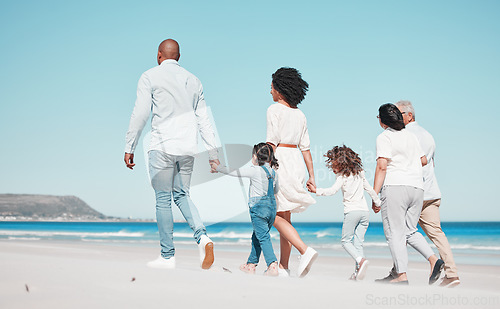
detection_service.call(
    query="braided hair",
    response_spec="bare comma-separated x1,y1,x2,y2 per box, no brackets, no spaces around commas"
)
253,143,279,169
324,145,363,177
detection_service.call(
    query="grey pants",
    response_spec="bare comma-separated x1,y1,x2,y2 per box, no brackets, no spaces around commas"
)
341,210,369,263
381,186,435,274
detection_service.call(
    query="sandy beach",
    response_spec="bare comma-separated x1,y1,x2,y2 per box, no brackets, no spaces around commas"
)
1,240,499,309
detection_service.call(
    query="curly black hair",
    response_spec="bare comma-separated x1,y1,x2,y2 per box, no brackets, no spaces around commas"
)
272,67,309,107
325,145,363,177
379,103,405,131
253,143,279,169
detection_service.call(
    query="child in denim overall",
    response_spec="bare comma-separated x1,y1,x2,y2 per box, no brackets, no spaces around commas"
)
213,143,279,276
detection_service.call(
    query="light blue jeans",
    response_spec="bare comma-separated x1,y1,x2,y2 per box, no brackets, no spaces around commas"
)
149,150,207,259
247,196,277,267
341,210,369,264
247,166,277,267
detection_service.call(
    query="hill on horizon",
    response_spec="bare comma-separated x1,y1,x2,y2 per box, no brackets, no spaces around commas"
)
0,194,107,220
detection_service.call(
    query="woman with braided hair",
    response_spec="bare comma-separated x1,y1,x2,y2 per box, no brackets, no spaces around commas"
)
266,67,318,277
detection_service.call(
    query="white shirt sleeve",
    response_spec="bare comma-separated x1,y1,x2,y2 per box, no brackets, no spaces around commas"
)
266,106,280,146
361,171,381,206
376,133,392,159
216,165,256,178
298,119,311,151
316,176,343,196
414,135,426,159
124,73,152,154
194,82,219,160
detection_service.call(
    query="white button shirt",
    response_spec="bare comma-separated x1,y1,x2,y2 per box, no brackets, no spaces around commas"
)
125,59,218,160
405,122,442,200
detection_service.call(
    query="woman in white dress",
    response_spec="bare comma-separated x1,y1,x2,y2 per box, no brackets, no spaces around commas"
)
266,67,318,277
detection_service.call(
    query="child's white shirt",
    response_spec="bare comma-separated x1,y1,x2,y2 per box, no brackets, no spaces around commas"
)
216,163,278,198
316,171,381,213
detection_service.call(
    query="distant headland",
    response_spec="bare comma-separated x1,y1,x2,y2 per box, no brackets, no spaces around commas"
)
0,194,152,222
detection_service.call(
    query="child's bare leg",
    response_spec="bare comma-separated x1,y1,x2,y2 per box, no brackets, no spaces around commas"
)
273,211,307,269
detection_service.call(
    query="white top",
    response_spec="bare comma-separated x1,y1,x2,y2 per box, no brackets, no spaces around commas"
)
265,103,316,213
316,171,381,213
405,122,442,200
376,128,425,189
124,60,218,159
216,163,278,198
266,103,310,150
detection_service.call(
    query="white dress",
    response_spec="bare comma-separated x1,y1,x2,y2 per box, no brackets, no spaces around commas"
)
266,103,316,213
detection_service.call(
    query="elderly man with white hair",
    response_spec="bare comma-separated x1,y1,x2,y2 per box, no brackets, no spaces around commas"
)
395,100,460,287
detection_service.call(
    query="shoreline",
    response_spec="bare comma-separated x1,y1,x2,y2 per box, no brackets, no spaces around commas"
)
0,219,158,223
2,221,500,268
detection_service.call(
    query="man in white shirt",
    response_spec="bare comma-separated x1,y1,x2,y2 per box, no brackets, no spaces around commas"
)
396,100,460,287
124,39,219,270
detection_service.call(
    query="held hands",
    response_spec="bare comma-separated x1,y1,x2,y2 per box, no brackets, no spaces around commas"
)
124,153,135,170
372,201,381,213
307,183,317,193
306,177,317,193
209,159,220,173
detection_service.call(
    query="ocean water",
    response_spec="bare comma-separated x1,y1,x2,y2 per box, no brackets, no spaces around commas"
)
1,221,499,266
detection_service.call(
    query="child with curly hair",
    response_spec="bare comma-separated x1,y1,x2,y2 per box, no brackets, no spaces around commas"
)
308,145,381,280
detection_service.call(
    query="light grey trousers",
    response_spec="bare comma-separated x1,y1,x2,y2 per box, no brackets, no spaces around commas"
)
341,210,369,263
381,185,435,273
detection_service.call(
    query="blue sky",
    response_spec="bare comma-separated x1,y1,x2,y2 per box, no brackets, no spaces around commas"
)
1,0,499,222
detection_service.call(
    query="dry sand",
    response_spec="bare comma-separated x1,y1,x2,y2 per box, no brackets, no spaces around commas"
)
1,240,499,309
